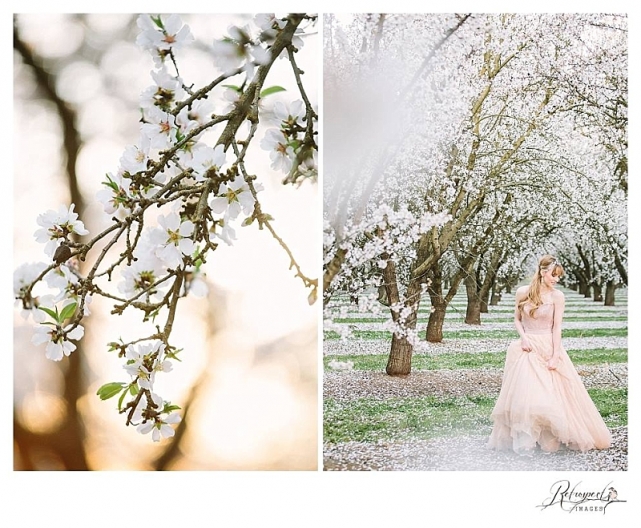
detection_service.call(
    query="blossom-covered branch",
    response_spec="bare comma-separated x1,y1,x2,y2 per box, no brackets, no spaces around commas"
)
14,13,318,442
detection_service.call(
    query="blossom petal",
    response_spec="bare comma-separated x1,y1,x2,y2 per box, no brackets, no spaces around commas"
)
178,238,195,256
179,220,194,237
45,341,64,361
137,422,155,435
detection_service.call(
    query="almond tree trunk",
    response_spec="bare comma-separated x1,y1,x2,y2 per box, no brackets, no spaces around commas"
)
427,302,447,342
490,288,501,306
464,274,482,325
604,280,617,306
426,265,446,342
480,288,490,313
382,254,423,376
592,282,603,302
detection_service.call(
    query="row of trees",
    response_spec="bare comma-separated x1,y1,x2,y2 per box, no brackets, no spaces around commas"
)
323,13,627,375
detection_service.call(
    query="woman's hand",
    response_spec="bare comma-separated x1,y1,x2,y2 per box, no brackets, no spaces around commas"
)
547,356,560,370
520,337,532,352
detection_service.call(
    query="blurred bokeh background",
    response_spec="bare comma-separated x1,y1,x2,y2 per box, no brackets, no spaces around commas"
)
13,13,319,470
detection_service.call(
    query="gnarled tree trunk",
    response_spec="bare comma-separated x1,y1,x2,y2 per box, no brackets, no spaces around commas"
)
490,289,501,306
426,264,447,342
382,254,423,376
592,283,603,303
604,280,617,306
464,274,481,325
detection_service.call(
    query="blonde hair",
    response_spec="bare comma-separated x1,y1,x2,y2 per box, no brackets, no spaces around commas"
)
518,255,564,318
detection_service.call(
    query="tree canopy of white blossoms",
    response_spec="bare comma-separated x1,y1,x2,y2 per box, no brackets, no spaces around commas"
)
14,13,318,442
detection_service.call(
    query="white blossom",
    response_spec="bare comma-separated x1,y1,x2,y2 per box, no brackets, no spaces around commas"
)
14,262,48,298
34,204,89,258
141,106,178,150
191,144,227,180
273,99,305,128
119,138,150,175
220,88,240,114
32,323,84,362
136,14,194,54
186,271,209,298
149,212,195,269
209,217,237,246
212,25,271,77
13,262,49,319
254,13,286,36
209,177,255,220
137,411,181,442
124,340,170,390
140,68,185,110
118,258,167,302
260,129,295,172
96,172,133,220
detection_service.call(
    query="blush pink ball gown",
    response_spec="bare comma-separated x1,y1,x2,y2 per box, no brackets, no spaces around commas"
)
487,300,612,454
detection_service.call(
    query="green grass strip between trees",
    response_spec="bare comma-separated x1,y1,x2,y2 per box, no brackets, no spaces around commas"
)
324,348,627,371
332,316,627,324
324,327,627,340
324,388,627,443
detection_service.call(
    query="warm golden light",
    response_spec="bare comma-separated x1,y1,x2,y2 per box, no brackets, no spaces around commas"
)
16,391,67,434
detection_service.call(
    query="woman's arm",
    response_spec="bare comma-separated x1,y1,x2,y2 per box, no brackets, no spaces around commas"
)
547,291,566,369
514,287,532,351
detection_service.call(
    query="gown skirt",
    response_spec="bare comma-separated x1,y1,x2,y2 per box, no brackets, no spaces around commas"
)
487,331,612,453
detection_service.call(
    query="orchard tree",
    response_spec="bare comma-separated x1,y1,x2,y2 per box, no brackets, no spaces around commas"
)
323,13,471,298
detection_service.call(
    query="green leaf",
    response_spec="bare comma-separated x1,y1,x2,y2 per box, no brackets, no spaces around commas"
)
97,382,126,401
260,86,286,98
165,348,183,362
150,15,164,29
130,384,139,396
37,306,59,322
117,385,129,411
241,216,255,227
59,302,77,323
222,84,242,93
163,404,181,413
150,308,160,323
102,173,119,191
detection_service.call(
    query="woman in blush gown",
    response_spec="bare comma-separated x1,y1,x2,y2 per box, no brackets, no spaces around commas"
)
487,255,611,454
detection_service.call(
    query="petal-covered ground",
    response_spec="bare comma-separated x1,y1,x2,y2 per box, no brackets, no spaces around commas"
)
323,288,628,471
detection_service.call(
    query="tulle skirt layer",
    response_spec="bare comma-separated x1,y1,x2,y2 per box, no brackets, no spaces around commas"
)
487,333,611,454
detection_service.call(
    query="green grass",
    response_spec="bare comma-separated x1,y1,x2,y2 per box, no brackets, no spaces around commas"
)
332,316,627,324
588,387,628,426
323,395,495,443
324,348,628,371
324,327,628,340
323,388,627,443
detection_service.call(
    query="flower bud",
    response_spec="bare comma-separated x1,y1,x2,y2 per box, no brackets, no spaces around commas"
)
53,243,72,265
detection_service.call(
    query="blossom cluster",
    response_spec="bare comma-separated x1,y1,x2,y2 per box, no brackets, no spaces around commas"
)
323,203,450,342
122,340,181,442
324,205,450,298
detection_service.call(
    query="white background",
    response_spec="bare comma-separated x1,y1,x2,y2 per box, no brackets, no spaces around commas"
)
3,0,638,526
